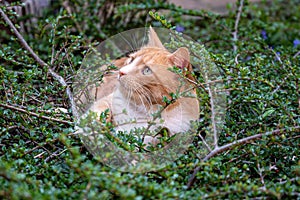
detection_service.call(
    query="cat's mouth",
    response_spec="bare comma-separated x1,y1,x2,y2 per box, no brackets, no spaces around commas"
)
117,73,122,80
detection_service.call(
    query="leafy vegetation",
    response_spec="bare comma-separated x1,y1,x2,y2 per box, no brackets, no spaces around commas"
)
0,0,299,199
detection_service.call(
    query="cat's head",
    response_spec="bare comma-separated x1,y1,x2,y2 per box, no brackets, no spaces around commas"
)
117,27,194,108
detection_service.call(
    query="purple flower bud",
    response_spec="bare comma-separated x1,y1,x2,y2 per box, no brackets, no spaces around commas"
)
175,25,185,33
261,30,267,40
293,39,300,47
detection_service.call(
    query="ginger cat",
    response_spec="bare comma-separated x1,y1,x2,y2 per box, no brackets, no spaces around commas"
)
84,27,200,146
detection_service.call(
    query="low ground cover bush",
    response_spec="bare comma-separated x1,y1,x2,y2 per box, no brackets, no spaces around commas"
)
0,0,299,199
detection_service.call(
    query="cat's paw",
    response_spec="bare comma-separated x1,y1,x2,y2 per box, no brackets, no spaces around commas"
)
143,136,159,146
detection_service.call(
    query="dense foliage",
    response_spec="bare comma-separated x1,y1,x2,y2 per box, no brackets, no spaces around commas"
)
0,0,299,199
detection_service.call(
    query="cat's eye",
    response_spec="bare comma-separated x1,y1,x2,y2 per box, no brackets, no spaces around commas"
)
126,57,134,64
142,66,152,75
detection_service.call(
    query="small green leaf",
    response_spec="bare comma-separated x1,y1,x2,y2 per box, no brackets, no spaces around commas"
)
262,109,275,119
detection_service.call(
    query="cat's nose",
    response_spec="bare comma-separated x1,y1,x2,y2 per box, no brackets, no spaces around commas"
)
118,70,126,79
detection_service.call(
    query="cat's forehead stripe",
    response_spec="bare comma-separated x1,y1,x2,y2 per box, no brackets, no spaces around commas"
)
121,57,143,74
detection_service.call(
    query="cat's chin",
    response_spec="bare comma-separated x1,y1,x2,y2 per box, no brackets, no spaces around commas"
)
116,79,133,93
115,82,129,98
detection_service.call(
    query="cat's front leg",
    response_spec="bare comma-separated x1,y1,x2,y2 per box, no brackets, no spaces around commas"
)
143,136,159,146
75,95,113,144
89,94,113,122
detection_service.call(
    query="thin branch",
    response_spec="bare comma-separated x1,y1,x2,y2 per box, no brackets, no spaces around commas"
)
234,53,240,65
0,103,72,125
24,145,43,155
84,181,92,200
0,8,79,119
293,50,300,58
187,126,300,188
34,151,46,159
271,48,283,64
269,48,292,96
191,76,274,88
232,0,244,53
270,74,290,95
206,74,218,148
252,152,266,190
0,125,18,135
44,149,67,162
198,133,212,152
229,0,244,105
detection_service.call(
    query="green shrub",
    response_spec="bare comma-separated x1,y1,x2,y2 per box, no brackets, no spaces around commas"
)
0,0,299,199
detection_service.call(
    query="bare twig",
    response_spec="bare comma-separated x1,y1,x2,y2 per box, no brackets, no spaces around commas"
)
34,151,46,159
205,73,218,148
24,145,43,155
234,53,240,65
84,181,92,200
270,74,291,96
0,8,79,119
269,48,292,96
194,77,274,88
187,126,300,188
229,0,244,105
252,152,266,189
0,103,72,125
232,0,244,53
198,133,212,152
271,48,283,64
44,149,67,162
293,50,300,58
0,125,18,135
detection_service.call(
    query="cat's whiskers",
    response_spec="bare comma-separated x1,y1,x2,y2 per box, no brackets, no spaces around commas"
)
123,82,133,114
134,87,152,110
130,82,150,108
133,91,148,115
126,88,134,112
121,80,149,121
139,85,159,106
134,81,157,107
135,80,158,101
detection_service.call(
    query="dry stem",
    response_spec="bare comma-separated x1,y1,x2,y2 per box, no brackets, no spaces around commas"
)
187,126,300,188
0,103,72,125
0,8,79,119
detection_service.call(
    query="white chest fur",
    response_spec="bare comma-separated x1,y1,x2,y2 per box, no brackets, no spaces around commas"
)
111,88,161,133
111,88,198,136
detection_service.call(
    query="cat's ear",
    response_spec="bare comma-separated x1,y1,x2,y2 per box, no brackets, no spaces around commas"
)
169,47,194,79
147,26,165,49
168,47,191,70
